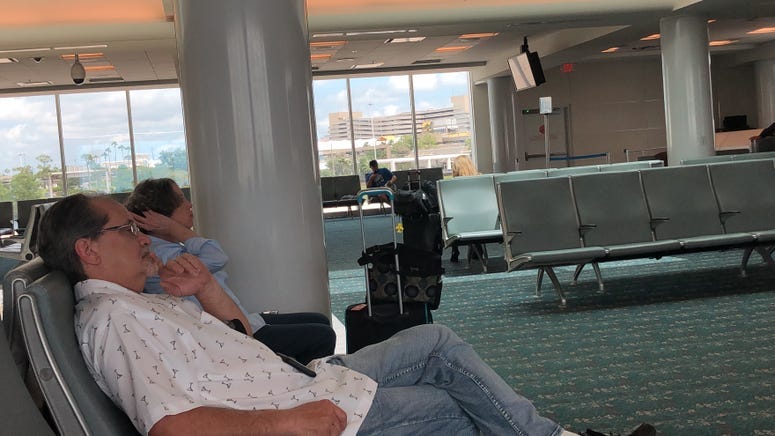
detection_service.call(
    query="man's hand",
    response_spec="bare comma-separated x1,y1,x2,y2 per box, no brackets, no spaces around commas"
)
150,400,348,436
158,253,210,297
274,400,348,435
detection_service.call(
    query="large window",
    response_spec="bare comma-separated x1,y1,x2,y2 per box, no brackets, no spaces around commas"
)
313,79,353,177
312,71,473,178
60,91,131,194
0,95,62,200
0,88,189,204
130,88,188,187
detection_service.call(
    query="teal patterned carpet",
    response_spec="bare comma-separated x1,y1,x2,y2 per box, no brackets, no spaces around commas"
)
325,215,775,435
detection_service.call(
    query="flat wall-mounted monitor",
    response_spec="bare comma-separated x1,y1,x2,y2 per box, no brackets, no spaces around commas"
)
507,51,545,91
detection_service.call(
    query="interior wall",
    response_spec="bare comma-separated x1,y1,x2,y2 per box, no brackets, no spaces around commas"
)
711,62,757,129
499,56,757,166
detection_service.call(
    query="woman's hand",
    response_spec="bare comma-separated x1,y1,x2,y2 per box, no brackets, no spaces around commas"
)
133,210,195,243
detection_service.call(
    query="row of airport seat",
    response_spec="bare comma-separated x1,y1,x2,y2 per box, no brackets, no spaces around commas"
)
320,168,445,217
436,160,665,271
680,150,775,165
495,159,775,305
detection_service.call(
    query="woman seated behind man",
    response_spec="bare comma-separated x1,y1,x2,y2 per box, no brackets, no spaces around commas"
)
125,178,335,364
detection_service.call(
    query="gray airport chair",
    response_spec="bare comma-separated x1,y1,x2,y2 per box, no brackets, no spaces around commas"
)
640,165,753,250
3,257,49,378
571,171,682,257
494,169,548,184
708,159,775,275
0,202,57,262
497,177,606,305
546,165,599,177
19,271,140,436
0,200,13,237
437,174,503,272
0,322,55,435
598,160,663,172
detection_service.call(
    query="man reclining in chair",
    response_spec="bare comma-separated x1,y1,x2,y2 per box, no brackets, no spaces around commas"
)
36,193,655,436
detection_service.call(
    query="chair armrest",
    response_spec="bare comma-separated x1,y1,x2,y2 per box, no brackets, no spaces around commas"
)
650,217,670,230
719,210,740,224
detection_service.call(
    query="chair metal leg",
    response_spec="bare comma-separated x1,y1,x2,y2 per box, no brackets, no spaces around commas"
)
740,247,753,278
755,246,775,266
592,262,604,291
544,266,566,306
472,243,488,273
571,263,586,285
535,268,544,297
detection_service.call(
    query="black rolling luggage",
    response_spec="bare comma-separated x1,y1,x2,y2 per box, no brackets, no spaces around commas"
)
345,188,433,354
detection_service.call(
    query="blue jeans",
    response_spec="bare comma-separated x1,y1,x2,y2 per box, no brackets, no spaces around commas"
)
329,324,563,436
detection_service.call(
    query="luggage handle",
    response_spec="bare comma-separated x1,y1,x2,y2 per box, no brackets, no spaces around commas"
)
356,188,394,205
356,188,403,317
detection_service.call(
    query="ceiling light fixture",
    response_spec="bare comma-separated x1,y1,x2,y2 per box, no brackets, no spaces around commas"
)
311,53,332,60
312,32,344,38
0,57,20,63
748,27,775,34
709,40,735,46
17,81,54,87
60,53,104,60
346,29,414,36
640,34,660,41
84,65,116,71
0,47,50,54
385,37,426,44
459,33,499,39
434,46,471,53
351,62,384,69
310,41,345,47
601,47,620,53
53,44,108,50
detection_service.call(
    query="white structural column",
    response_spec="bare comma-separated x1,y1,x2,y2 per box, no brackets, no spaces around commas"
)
173,0,330,316
487,77,517,172
660,15,716,165
754,60,775,128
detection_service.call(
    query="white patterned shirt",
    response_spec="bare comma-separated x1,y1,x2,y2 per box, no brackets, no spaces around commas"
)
74,279,376,435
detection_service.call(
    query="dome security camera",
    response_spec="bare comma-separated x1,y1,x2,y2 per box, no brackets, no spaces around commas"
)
32,56,43,63
71,53,86,85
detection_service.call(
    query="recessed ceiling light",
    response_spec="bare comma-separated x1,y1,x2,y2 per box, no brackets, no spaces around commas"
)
312,32,344,38
53,44,108,50
336,58,356,62
709,40,735,46
310,41,345,47
459,33,499,39
0,57,20,63
434,46,470,53
748,27,775,34
351,62,384,69
311,53,332,60
0,47,50,54
84,65,116,71
640,34,660,41
385,37,426,44
60,53,104,60
346,29,414,36
601,47,620,53
16,81,54,87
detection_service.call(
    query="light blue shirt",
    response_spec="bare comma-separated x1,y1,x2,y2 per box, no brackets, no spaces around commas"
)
144,235,266,332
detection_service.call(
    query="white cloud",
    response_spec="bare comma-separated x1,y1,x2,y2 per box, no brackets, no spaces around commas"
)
411,74,439,91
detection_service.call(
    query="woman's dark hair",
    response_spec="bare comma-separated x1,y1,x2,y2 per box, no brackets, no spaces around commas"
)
37,193,108,285
125,178,182,217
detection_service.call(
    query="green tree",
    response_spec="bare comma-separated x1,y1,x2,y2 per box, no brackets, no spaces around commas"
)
0,180,10,201
158,148,188,171
417,132,437,150
390,135,414,157
10,166,44,200
35,153,62,197
112,165,135,193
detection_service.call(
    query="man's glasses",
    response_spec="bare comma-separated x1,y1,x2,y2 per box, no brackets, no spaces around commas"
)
100,221,141,237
